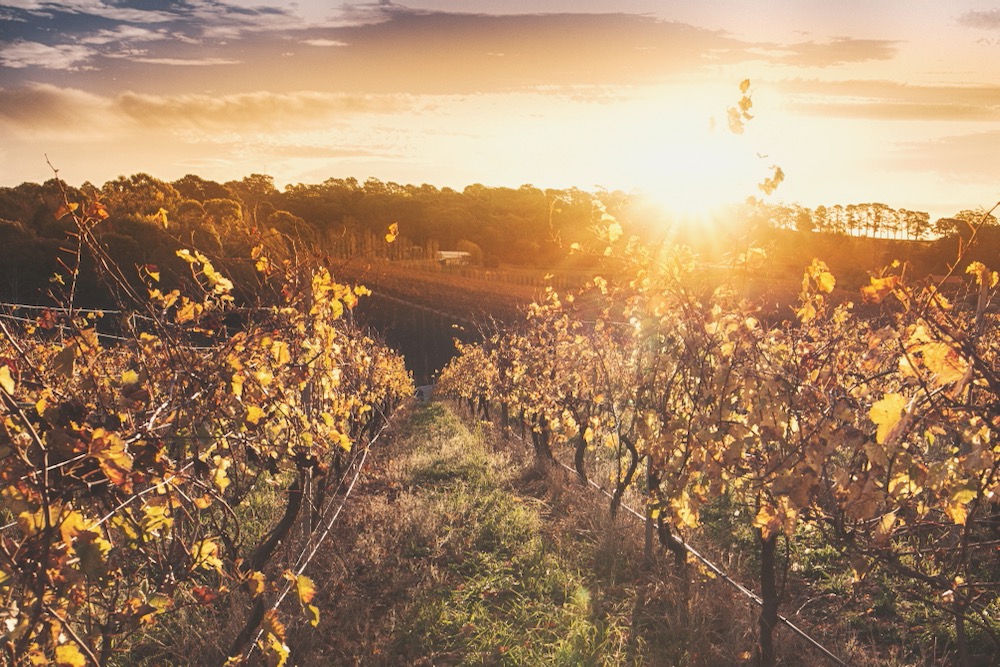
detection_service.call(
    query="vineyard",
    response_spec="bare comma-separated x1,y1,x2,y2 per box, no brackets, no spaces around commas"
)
0,191,412,665
437,208,1000,666
0,152,998,666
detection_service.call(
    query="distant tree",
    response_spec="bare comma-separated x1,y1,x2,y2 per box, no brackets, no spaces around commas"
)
901,209,931,241
172,174,234,202
794,207,815,233
102,173,181,218
456,238,484,265
225,174,278,226
813,205,829,233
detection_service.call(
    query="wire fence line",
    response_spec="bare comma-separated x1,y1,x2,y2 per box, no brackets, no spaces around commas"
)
464,403,850,667
244,408,395,662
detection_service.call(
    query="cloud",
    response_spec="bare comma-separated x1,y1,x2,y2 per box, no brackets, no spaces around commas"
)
303,38,347,47
0,83,414,132
779,79,1000,121
0,40,95,69
752,37,897,67
958,9,1000,31
886,130,1000,180
0,84,120,139
79,26,166,46
116,89,415,130
267,144,399,160
128,56,241,66
8,0,179,23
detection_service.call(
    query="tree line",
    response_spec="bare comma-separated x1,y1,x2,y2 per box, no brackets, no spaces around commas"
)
1,171,997,306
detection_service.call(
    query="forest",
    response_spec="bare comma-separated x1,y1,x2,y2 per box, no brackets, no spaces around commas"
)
2,171,999,309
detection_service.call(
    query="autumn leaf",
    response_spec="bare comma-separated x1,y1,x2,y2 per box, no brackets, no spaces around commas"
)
263,632,290,667
211,455,231,493
248,571,267,597
54,643,87,667
52,342,77,377
143,264,160,282
869,393,907,445
54,202,79,220
261,609,287,646
607,220,623,243
296,574,316,605
0,365,15,395
245,405,265,426
192,538,224,573
306,604,320,627
861,275,898,303
815,268,835,294
385,222,399,243
89,428,133,489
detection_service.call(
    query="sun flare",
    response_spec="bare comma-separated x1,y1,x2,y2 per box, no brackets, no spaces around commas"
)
640,142,760,218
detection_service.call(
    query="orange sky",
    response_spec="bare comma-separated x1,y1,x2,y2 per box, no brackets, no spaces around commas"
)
1,1,999,220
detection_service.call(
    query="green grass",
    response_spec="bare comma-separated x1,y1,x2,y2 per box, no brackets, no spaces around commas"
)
390,404,637,665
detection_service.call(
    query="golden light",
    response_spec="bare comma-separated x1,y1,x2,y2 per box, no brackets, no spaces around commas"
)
630,129,761,221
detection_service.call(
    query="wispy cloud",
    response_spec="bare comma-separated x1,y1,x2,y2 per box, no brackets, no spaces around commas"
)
0,40,95,69
887,130,1000,180
303,38,348,47
778,79,1000,121
127,56,241,66
957,9,1000,31
8,0,178,23
79,25,166,46
0,84,118,139
0,84,416,135
760,37,898,67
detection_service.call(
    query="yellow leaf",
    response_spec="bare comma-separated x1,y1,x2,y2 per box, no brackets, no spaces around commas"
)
175,299,201,323
191,538,224,573
869,393,906,445
296,574,316,604
271,340,291,365
753,503,779,541
384,222,399,243
262,632,289,667
142,503,173,534
211,455,231,493
607,220,623,243
796,300,816,324
248,571,267,597
231,373,245,398
89,428,133,488
157,207,169,228
246,405,265,426
0,365,14,395
54,202,79,220
306,603,320,627
55,643,88,667
952,486,977,505
816,269,836,294
920,342,968,385
874,511,896,545
121,369,139,385
262,609,286,641
944,502,968,525
861,275,898,303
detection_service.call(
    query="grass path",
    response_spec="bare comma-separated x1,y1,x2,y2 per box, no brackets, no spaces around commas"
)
287,401,705,666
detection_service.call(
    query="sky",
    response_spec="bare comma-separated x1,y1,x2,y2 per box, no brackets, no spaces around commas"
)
1,1,999,221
